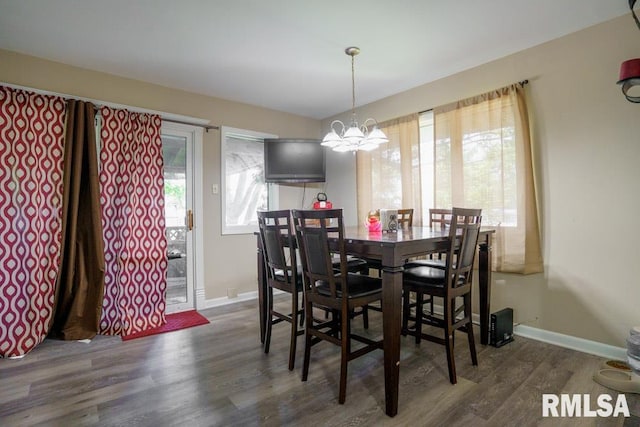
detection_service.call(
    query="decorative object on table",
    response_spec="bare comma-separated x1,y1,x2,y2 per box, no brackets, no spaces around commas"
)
379,209,398,232
617,0,640,103
365,214,382,232
321,47,389,152
312,192,332,210
592,326,640,393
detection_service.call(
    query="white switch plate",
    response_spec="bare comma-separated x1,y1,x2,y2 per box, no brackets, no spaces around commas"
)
212,184,219,194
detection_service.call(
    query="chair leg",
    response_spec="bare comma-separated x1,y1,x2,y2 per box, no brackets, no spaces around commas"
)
288,290,298,371
302,302,313,382
465,295,478,366
444,299,457,384
362,305,369,329
264,287,273,354
338,309,350,404
415,291,423,344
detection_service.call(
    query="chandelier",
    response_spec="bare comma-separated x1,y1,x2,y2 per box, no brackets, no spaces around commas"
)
321,47,388,152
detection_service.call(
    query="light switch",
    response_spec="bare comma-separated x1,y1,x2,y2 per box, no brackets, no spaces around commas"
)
212,184,219,194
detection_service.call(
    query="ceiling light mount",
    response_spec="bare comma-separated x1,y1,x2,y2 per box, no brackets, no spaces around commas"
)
321,47,388,153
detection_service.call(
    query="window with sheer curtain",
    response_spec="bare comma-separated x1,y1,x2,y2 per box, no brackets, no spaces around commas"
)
356,113,423,226
356,84,543,274
429,84,542,274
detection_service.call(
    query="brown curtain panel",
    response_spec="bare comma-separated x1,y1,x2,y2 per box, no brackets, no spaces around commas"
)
49,100,105,340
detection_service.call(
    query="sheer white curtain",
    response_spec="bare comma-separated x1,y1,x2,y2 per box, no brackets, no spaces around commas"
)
433,84,542,273
356,113,423,225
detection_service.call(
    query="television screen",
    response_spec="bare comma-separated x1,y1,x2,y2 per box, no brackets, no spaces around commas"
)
264,138,326,183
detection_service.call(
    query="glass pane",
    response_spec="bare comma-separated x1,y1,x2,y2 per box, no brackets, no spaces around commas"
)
163,135,188,305
223,136,268,229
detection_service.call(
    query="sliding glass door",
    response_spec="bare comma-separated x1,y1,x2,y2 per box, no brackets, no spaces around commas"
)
162,128,195,313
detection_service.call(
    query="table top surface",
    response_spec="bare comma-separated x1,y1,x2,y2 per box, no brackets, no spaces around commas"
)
343,226,494,243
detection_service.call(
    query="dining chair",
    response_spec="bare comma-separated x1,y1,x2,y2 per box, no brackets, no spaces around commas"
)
405,208,452,269
292,208,384,404
257,209,304,371
397,208,414,229
401,207,482,384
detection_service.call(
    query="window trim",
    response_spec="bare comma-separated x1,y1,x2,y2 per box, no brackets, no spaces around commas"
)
220,126,278,235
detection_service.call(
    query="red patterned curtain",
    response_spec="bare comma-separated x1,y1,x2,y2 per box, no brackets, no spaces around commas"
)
98,106,167,336
0,86,66,357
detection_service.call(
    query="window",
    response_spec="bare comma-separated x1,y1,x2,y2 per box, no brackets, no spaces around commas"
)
358,85,541,273
221,126,277,235
423,93,519,227
423,85,542,273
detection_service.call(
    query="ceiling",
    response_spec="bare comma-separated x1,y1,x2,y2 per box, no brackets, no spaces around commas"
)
0,1,631,120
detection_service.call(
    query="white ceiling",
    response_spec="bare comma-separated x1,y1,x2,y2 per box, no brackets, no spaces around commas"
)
0,0,631,119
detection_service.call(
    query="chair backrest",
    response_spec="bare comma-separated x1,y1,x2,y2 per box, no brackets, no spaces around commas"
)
291,209,348,309
397,208,414,229
444,208,482,290
257,210,297,290
429,208,452,230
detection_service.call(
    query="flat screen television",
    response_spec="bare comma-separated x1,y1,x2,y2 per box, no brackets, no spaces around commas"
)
264,138,326,183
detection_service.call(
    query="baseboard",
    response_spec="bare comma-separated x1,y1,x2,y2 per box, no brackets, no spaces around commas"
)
196,291,628,361
513,324,627,361
198,289,259,309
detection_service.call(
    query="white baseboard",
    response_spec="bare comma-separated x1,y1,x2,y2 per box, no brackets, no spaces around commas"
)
195,291,628,361
197,288,259,309
514,324,627,361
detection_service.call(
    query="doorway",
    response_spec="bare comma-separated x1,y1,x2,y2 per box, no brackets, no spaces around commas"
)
162,124,202,313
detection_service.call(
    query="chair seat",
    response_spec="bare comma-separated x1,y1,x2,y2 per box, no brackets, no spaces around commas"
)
316,273,382,298
273,268,303,290
333,256,370,273
404,258,446,269
403,265,446,285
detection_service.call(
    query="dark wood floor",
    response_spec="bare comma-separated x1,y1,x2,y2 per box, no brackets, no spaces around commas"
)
1,296,638,426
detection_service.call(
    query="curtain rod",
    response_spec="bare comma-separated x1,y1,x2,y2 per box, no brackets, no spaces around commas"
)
417,79,531,114
162,118,219,132
1,83,219,132
92,105,218,132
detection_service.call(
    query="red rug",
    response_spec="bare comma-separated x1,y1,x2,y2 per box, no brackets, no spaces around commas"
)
121,310,210,341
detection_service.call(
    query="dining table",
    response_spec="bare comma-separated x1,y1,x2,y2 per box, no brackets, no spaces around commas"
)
255,225,495,417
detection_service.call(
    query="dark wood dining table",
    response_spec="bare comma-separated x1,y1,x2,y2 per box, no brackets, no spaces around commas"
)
256,225,494,417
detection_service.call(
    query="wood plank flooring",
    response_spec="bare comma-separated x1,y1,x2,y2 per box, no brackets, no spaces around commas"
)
1,296,639,426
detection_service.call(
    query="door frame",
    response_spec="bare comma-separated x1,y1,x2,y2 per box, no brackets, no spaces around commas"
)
162,122,204,313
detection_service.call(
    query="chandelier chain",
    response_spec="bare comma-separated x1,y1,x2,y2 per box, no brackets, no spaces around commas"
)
351,54,356,114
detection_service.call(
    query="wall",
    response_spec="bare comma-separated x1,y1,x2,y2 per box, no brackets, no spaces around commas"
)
0,49,323,302
323,15,640,348
3,12,638,348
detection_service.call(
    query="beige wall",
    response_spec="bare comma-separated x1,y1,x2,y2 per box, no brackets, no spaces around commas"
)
2,12,639,348
0,48,323,302
323,15,640,348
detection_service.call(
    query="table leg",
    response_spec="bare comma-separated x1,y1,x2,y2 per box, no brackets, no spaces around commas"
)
381,265,403,417
478,234,493,345
257,235,267,344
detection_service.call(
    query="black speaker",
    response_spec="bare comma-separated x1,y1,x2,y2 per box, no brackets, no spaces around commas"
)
490,307,514,347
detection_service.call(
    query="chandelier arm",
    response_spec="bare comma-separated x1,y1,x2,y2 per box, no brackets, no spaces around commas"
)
330,120,346,136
